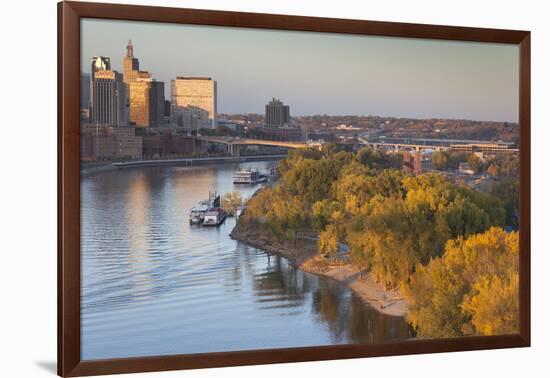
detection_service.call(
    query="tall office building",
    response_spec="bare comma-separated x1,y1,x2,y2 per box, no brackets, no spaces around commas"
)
150,81,165,128
128,78,165,128
265,98,290,128
91,56,111,78
90,56,127,126
123,40,150,84
123,40,164,127
171,77,217,129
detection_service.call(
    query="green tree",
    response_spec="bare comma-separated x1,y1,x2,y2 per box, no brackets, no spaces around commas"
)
431,151,448,170
356,147,401,169
282,157,342,205
491,178,519,229
447,152,469,170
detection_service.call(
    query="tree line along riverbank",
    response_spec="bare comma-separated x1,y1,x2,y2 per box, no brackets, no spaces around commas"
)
231,145,519,338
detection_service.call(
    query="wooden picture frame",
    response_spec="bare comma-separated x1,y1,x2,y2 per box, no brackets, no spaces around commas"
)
58,1,531,376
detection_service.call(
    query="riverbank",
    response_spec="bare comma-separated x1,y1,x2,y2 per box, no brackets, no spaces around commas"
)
230,228,408,317
81,155,286,175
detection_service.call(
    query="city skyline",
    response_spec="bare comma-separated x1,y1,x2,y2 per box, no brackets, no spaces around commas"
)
81,18,519,122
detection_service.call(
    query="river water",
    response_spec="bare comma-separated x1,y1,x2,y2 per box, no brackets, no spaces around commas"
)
81,161,412,360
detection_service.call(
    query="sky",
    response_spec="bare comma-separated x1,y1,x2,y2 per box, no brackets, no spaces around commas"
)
81,18,519,122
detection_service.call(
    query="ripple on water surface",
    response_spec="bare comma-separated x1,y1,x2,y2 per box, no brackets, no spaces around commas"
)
81,162,412,360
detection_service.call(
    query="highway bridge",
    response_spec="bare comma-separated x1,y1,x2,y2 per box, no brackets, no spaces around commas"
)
367,141,518,154
196,135,518,157
362,136,518,154
196,136,308,156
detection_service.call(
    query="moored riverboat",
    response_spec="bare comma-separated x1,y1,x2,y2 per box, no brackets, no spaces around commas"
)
189,191,221,224
189,201,210,224
202,207,227,226
233,169,267,184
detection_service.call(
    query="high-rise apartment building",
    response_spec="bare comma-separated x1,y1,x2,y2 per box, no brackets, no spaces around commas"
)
90,56,127,127
123,40,164,127
171,77,217,129
265,98,290,128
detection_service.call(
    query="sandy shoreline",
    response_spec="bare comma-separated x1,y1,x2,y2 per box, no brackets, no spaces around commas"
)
230,229,408,317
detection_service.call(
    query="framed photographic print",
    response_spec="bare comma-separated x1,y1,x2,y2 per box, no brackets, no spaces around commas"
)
58,1,530,376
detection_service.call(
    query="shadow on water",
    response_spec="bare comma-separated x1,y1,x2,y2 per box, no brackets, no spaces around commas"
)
81,162,413,360
251,254,412,344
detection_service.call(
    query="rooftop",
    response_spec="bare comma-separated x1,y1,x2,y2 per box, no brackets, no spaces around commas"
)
175,76,213,80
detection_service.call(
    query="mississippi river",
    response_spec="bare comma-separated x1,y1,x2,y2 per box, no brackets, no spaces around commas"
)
81,161,411,360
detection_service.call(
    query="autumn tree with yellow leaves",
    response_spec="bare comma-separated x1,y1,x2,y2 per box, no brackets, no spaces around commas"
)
405,228,519,337
236,147,519,338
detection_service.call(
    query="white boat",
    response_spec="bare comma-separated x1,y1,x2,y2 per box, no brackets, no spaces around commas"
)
202,207,227,226
233,169,267,184
189,191,221,224
189,201,210,224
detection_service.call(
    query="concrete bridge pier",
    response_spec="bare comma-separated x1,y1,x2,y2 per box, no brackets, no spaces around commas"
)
228,143,240,157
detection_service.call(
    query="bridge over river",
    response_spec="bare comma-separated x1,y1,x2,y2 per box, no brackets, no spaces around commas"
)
196,136,308,156
196,135,518,156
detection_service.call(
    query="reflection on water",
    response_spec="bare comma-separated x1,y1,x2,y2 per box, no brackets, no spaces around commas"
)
81,162,412,360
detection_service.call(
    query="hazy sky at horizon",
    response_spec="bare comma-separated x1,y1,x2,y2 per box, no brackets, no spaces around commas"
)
81,18,519,122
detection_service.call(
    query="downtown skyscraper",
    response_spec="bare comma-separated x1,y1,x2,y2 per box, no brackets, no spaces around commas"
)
171,77,217,130
90,56,127,127
123,40,165,128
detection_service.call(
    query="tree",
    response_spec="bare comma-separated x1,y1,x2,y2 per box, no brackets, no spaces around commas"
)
318,224,339,259
282,157,342,205
238,187,274,231
356,147,401,169
347,226,375,278
238,146,511,320
499,154,519,177
461,271,519,336
405,228,519,338
312,199,339,231
321,143,352,156
487,163,499,177
491,178,519,229
221,191,243,216
267,187,306,243
468,153,482,173
447,152,469,170
431,151,448,170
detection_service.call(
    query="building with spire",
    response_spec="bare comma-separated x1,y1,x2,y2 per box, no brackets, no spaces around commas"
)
123,40,165,128
123,39,150,84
